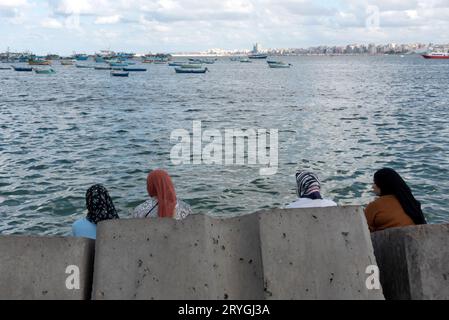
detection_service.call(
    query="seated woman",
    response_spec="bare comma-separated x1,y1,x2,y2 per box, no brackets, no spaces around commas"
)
72,184,120,239
286,171,337,208
365,168,427,233
133,169,192,220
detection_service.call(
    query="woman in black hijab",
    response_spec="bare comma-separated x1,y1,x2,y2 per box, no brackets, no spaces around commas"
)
72,184,119,239
365,168,426,232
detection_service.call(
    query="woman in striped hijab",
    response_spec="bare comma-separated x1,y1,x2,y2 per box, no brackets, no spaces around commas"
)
286,171,337,209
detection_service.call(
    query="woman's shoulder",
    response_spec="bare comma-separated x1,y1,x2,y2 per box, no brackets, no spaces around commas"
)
175,199,192,220
367,195,397,210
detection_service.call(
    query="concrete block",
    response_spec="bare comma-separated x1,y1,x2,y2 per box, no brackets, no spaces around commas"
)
372,224,449,300
92,214,264,300
259,206,384,299
0,236,95,300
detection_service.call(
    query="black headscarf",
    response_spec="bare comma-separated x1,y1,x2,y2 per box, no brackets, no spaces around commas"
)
374,168,427,225
86,184,120,224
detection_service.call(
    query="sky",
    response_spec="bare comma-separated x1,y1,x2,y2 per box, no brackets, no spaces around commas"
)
1,0,449,55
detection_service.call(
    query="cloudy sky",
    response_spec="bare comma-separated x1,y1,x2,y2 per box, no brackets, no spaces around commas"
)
1,0,449,55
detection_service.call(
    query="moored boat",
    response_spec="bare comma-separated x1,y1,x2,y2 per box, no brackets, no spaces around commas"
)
109,62,128,67
12,65,33,72
0,66,11,70
29,59,51,65
240,58,252,63
111,71,129,77
123,67,147,72
168,61,187,66
94,65,112,70
248,53,268,59
422,52,449,59
76,64,94,68
267,60,292,68
61,60,75,65
34,68,56,74
175,67,208,74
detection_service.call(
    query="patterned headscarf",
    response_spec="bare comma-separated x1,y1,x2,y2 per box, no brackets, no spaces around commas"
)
147,169,177,218
86,184,120,224
296,171,321,198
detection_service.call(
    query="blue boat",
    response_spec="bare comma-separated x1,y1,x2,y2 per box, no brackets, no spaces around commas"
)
12,66,33,72
123,67,147,72
111,71,129,77
109,62,128,67
74,54,89,61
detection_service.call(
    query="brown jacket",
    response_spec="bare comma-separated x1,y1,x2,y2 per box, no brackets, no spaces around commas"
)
365,195,415,232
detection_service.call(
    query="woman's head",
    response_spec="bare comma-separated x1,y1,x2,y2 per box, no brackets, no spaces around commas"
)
146,169,177,218
86,184,119,224
296,171,322,199
372,168,427,225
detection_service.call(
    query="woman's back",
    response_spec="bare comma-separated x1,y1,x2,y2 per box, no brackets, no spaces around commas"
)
133,198,192,220
365,195,415,232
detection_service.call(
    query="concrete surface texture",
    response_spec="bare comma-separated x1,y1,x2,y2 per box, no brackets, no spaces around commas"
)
259,207,384,299
372,224,449,300
0,235,95,300
92,214,264,300
92,206,384,300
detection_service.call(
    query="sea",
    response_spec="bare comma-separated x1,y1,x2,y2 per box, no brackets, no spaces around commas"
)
0,55,448,235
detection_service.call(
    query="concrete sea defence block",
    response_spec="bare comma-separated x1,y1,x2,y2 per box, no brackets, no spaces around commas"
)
0,235,95,300
92,214,265,300
372,224,449,300
258,206,384,299
93,206,383,300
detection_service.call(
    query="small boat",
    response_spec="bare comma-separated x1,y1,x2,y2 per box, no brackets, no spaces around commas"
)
111,71,129,77
175,67,208,74
181,63,203,69
34,68,56,74
0,66,11,70
94,65,112,70
168,61,187,66
422,52,449,59
74,54,89,61
189,58,215,64
76,64,94,69
267,61,292,68
29,59,52,65
12,66,33,72
123,67,147,72
248,53,268,59
240,58,252,63
61,60,75,65
109,62,128,67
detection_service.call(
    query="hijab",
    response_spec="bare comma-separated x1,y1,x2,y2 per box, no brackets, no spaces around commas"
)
296,171,323,200
374,168,427,225
86,184,119,224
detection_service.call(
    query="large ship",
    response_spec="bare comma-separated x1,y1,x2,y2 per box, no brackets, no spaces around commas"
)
422,52,449,59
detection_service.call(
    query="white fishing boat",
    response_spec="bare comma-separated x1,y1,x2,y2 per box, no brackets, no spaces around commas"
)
267,60,292,68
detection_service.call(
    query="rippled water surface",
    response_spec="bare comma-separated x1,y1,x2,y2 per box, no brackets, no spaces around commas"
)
1,55,448,235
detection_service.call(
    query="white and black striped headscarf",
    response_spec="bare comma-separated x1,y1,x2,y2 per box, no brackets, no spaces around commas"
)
296,171,321,198
86,184,119,224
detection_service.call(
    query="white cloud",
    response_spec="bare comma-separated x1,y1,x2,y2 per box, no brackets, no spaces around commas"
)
41,17,63,29
94,14,121,24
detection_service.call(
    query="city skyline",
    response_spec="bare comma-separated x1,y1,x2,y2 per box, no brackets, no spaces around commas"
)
1,0,449,55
